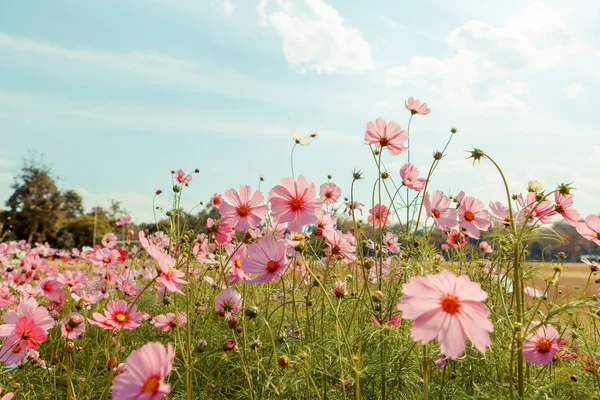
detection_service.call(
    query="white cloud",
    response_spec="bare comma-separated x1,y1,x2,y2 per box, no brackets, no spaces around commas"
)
211,0,235,17
257,0,268,26
266,0,374,74
564,83,584,97
385,2,584,114
0,159,13,168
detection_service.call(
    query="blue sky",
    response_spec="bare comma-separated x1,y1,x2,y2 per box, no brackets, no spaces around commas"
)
0,0,598,223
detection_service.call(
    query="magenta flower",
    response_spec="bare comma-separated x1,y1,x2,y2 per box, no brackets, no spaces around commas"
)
576,214,600,245
241,235,287,284
319,182,342,205
400,163,426,192
219,185,268,231
214,287,243,317
111,342,174,400
554,193,580,226
458,197,490,239
174,169,191,185
364,118,408,155
368,204,390,228
405,97,431,115
424,191,457,231
523,325,560,365
269,176,322,232
397,270,493,359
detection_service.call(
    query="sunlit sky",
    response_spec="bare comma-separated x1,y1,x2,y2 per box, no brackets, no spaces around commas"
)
1,0,598,223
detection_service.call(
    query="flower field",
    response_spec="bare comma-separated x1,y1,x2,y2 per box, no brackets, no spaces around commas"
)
0,98,599,400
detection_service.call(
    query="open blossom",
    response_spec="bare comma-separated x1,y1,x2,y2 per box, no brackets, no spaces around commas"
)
405,97,431,115
488,201,512,226
89,300,144,330
368,204,390,228
332,281,347,298
269,176,322,232
424,191,457,231
207,217,235,245
523,325,560,365
71,290,103,309
156,253,187,296
447,230,466,248
344,201,364,216
151,313,187,331
320,182,342,205
174,169,191,184
576,214,600,246
102,233,118,248
397,270,493,359
290,130,310,146
111,342,174,400
91,247,120,267
400,163,426,192
116,216,132,226
517,192,555,224
458,197,490,239
211,193,223,208
314,209,337,237
479,241,493,254
242,235,287,284
383,232,401,254
364,118,408,155
215,287,243,317
219,185,268,231
0,298,54,351
554,193,580,226
324,230,357,264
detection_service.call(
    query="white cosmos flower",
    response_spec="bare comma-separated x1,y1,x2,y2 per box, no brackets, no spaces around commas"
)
290,130,310,146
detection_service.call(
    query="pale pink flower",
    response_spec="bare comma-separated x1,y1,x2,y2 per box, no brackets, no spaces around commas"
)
214,287,243,317
89,300,143,330
479,241,493,254
454,191,465,206
554,193,580,226
71,290,103,309
111,342,174,400
524,286,544,298
116,216,132,227
314,209,337,237
371,314,402,328
331,281,347,298
383,232,401,254
226,246,249,284
517,192,556,224
39,278,64,303
0,387,14,400
91,247,120,267
60,312,85,339
206,217,235,245
269,176,322,232
320,183,342,205
344,201,364,216
324,230,357,264
174,169,191,184
151,313,187,331
488,201,513,226
241,235,287,284
424,191,458,231
219,185,268,231
458,197,490,239
405,97,431,115
523,325,560,365
0,298,54,351
156,253,187,296
102,233,118,248
576,214,600,246
400,163,426,191
397,270,493,359
364,118,408,155
368,204,390,228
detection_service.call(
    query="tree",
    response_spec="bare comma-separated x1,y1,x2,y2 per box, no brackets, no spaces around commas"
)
6,156,64,244
61,189,84,219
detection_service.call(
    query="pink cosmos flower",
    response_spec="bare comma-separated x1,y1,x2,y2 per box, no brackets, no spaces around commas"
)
400,163,426,192
332,281,347,298
554,193,580,226
116,216,132,227
368,204,390,228
319,183,342,205
269,176,322,232
174,169,191,185
523,325,560,365
0,298,54,352
488,201,513,226
211,193,223,208
446,230,466,248
314,209,337,237
383,232,401,254
371,314,402,328
156,253,187,296
151,313,187,332
424,191,458,231
441,244,449,252
91,248,120,267
111,342,174,400
576,214,600,246
0,387,14,400
39,278,64,303
206,217,236,245
71,290,103,309
405,97,431,115
226,246,249,284
517,192,555,224
241,235,288,284
364,118,408,155
524,286,544,298
458,197,490,239
344,201,364,216
397,270,493,359
214,287,243,317
219,185,268,231
102,233,118,249
89,300,143,330
60,312,85,339
479,241,493,254
324,230,357,264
